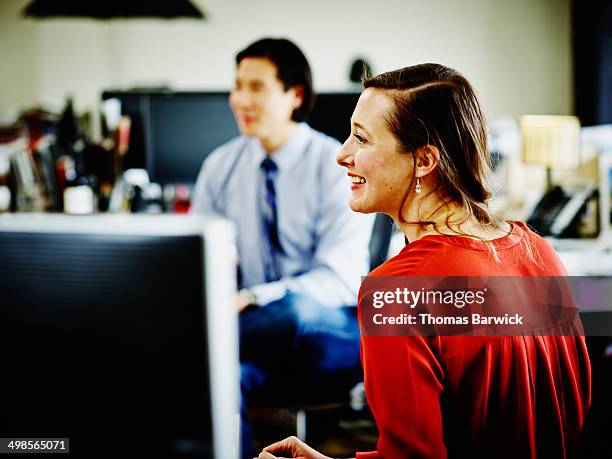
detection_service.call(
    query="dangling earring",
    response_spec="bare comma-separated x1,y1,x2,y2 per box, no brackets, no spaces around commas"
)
415,177,422,194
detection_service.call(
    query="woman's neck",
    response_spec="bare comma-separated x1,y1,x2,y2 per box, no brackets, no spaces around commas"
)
394,199,508,244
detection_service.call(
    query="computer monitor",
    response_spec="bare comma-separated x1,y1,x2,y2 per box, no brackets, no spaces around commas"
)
308,92,360,144
0,213,238,458
102,91,240,185
148,93,240,185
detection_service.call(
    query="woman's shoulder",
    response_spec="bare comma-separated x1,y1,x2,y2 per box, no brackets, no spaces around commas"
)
509,221,568,275
369,236,453,277
368,221,567,277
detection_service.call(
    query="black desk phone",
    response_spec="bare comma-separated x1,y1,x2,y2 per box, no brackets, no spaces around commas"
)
527,183,597,237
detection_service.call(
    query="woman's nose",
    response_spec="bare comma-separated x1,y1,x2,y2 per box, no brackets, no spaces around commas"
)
336,138,355,167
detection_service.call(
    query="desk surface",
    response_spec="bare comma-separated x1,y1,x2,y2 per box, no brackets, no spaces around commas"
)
548,233,612,275
388,229,612,275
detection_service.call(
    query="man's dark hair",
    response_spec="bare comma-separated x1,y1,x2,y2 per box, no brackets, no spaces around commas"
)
236,38,315,122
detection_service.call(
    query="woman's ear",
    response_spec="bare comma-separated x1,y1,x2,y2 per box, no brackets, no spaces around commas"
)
415,145,440,177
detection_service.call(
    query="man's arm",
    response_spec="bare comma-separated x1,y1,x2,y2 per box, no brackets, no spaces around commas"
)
189,156,216,215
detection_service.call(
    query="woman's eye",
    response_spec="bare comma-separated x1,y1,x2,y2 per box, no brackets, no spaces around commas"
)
353,133,367,144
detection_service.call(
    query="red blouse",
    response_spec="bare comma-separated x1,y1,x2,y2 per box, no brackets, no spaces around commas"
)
356,222,591,458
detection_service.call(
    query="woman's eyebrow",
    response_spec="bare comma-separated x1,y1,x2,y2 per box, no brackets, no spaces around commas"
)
351,120,372,137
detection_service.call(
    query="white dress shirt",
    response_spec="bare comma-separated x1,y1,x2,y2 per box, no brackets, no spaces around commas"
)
190,122,374,307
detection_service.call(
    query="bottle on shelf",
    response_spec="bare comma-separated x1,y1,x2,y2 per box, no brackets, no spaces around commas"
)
55,97,95,214
63,140,94,214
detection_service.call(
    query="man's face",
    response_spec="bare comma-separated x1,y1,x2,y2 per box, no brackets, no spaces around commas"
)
229,57,303,139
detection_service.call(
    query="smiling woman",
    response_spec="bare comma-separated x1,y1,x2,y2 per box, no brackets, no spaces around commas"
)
337,65,510,245
259,63,591,459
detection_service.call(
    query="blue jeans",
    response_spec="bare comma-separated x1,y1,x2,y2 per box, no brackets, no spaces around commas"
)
239,292,360,458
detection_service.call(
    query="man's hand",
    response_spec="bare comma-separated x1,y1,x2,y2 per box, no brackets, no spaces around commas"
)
256,436,333,459
237,289,259,313
236,292,248,313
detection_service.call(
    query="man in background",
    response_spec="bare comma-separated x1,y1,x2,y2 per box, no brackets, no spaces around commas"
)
190,37,373,456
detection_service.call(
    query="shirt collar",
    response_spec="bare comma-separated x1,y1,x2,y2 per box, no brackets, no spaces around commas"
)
251,122,310,171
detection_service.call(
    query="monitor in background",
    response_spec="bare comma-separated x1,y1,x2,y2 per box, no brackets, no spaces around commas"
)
0,214,238,458
309,92,360,144
102,91,240,185
149,93,239,185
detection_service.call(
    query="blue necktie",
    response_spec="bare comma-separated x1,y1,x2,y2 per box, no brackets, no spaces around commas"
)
261,157,282,281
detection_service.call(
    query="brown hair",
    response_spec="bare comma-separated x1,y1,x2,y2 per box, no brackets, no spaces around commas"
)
363,63,505,240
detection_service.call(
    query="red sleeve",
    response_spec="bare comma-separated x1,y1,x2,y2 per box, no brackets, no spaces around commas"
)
357,335,447,458
355,452,381,459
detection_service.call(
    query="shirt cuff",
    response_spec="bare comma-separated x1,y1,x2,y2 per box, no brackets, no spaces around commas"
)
249,281,288,306
356,452,381,459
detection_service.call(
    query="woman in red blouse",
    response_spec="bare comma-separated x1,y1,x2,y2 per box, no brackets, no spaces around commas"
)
257,64,591,459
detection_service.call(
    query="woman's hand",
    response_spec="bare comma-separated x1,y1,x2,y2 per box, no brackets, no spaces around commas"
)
256,436,332,459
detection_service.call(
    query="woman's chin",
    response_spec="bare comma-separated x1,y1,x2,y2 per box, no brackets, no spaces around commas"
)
349,199,373,214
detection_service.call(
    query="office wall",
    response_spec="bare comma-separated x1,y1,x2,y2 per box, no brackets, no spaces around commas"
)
0,0,572,126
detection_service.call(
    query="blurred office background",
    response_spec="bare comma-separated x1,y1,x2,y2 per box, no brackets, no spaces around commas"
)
1,0,611,456
2,0,609,257
0,0,587,216
0,0,572,119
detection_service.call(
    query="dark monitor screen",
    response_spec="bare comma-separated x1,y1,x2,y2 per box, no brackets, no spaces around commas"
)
309,92,360,144
149,93,239,185
102,91,240,185
0,214,238,458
